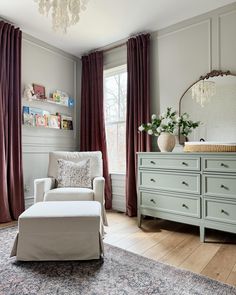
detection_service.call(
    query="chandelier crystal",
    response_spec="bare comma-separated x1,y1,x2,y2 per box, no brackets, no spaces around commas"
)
191,80,216,107
35,0,89,33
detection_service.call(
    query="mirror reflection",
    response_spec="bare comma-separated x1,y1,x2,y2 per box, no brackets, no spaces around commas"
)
180,72,236,142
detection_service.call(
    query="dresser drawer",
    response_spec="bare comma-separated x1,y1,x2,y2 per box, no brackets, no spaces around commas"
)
139,156,200,171
202,157,236,173
140,191,200,218
139,171,200,195
204,198,236,224
203,175,236,199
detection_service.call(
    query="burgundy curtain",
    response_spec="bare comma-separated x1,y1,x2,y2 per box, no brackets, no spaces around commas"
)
80,51,112,209
126,34,151,217
0,21,24,222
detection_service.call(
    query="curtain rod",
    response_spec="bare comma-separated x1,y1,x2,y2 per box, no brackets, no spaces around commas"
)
85,41,126,56
101,31,150,53
102,42,126,53
0,16,15,25
82,31,151,56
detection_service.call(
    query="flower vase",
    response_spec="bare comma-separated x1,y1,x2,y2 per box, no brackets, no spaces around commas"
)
157,132,176,152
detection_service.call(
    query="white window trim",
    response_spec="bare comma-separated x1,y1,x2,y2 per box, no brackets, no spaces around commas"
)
104,64,127,78
104,64,127,174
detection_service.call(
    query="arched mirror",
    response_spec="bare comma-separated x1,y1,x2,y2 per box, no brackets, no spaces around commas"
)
179,70,236,144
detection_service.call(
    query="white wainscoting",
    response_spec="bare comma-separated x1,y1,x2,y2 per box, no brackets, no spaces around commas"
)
21,34,80,208
24,196,34,209
111,173,126,213
22,142,76,206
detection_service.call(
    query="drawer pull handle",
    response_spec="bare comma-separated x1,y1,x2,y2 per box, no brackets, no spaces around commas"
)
220,163,228,168
182,204,188,209
182,181,188,186
150,178,156,182
150,199,156,204
220,184,229,190
150,161,156,165
182,162,188,166
221,209,229,215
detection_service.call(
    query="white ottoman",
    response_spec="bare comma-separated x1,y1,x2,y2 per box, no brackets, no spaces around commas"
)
11,201,104,261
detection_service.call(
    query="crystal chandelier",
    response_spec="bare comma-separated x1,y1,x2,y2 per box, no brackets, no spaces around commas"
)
191,80,216,107
35,0,89,33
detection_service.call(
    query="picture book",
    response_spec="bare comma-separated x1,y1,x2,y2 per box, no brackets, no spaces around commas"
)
36,114,47,127
22,106,35,126
23,113,35,126
61,115,73,130
48,114,61,129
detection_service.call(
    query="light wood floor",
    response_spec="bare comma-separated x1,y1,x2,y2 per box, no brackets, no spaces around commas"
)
104,211,236,287
1,213,236,287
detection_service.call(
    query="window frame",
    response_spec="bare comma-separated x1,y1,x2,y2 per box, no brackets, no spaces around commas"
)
104,64,127,174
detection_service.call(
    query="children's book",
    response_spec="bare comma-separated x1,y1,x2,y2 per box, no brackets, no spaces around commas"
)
36,114,47,127
48,115,61,129
61,115,73,130
22,106,35,126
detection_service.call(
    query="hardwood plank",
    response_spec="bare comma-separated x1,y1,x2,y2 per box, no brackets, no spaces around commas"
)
126,230,171,254
226,264,236,286
180,243,221,273
142,231,190,261
160,234,200,267
125,220,184,254
0,221,17,229
111,229,155,250
104,222,140,244
201,244,236,282
104,229,140,245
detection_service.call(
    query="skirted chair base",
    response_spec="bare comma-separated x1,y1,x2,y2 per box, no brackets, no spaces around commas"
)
11,201,104,261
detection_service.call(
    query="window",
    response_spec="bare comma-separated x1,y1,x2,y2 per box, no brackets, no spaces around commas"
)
104,65,127,173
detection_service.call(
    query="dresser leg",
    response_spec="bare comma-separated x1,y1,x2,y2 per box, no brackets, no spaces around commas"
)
138,214,142,228
200,226,205,242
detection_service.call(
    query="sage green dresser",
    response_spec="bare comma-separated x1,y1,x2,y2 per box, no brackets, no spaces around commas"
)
137,152,236,242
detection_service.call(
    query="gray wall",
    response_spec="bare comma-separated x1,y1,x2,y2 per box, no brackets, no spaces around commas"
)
14,2,236,210
152,2,236,116
104,45,127,70
104,2,236,211
22,34,81,207
103,2,236,122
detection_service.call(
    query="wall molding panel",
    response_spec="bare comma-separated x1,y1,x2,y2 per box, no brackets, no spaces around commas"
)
157,19,212,73
22,33,78,62
110,174,126,212
218,9,236,71
22,35,79,208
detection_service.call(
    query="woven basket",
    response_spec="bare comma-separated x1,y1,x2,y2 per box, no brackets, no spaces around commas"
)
184,144,236,152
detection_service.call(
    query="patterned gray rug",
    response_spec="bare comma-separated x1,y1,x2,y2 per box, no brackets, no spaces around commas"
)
0,227,236,295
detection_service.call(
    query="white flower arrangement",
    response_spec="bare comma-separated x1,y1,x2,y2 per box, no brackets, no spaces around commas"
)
138,107,200,137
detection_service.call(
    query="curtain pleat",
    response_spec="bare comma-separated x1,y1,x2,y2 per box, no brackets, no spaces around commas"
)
0,21,24,222
126,34,151,216
80,51,112,209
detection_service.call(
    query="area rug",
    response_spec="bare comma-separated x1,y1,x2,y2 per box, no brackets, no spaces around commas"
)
0,227,236,295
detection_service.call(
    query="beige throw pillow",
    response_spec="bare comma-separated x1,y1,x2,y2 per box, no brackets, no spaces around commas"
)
57,159,92,188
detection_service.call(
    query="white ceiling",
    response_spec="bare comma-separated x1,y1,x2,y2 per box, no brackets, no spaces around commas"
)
0,0,235,57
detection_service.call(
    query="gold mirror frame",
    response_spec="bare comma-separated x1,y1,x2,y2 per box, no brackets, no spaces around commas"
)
178,69,234,145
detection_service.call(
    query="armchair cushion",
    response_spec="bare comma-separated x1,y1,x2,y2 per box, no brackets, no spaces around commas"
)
44,188,94,202
48,151,102,179
57,159,91,188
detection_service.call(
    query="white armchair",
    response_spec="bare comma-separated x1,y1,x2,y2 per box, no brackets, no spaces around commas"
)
34,151,107,225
